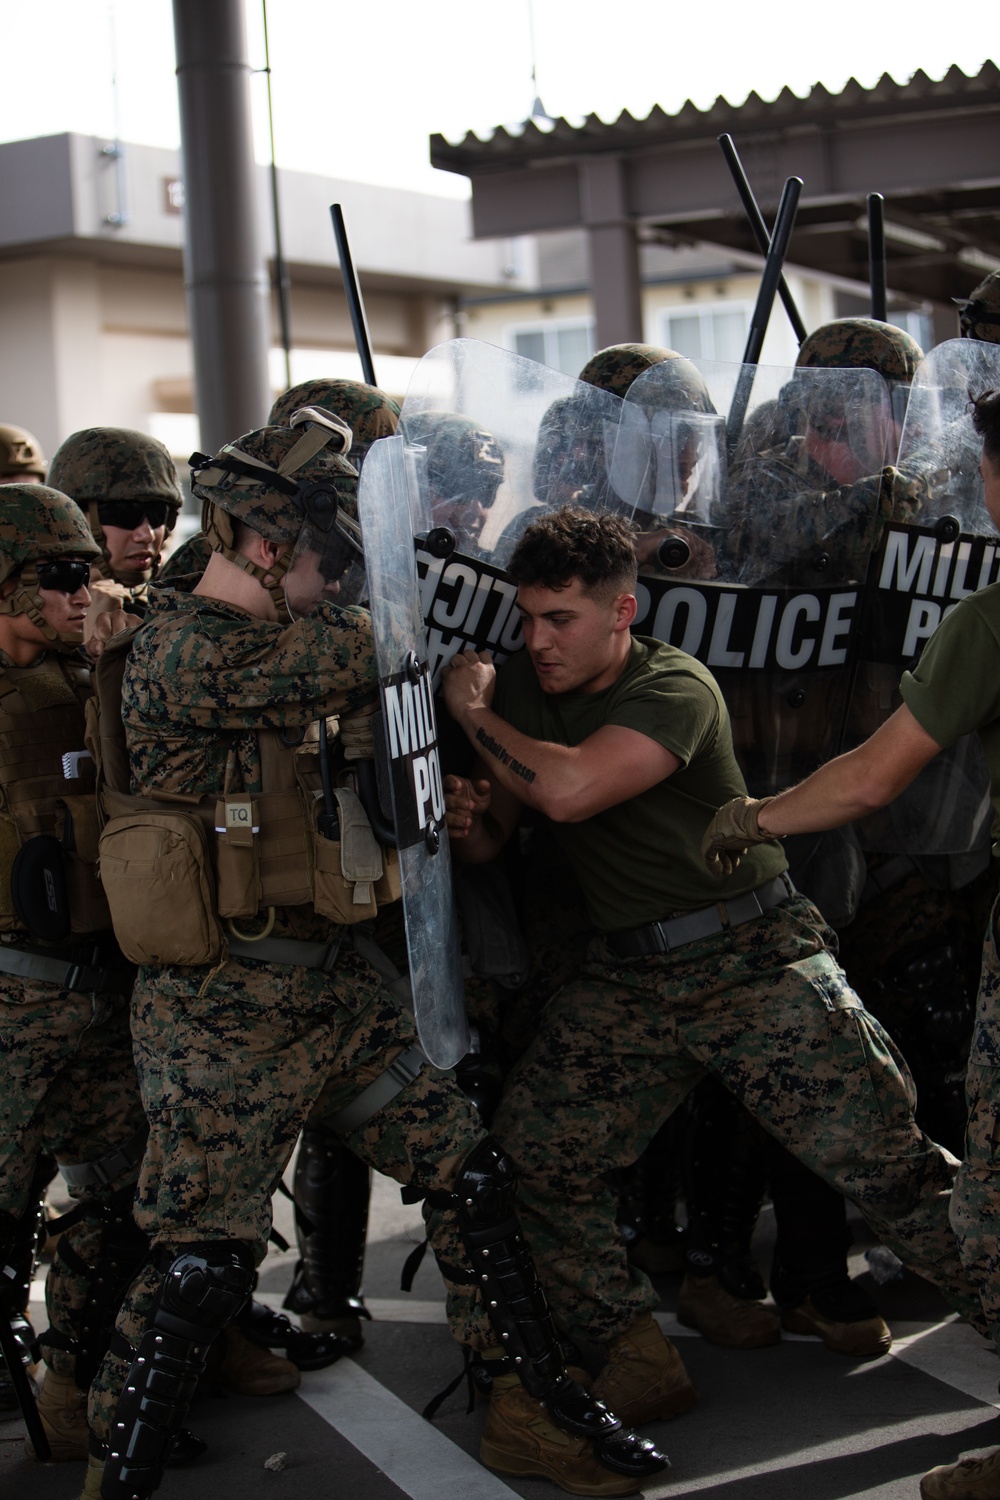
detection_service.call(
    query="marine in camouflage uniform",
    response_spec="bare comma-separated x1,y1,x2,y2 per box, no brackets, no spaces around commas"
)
0,487,149,1461
47,428,184,649
84,416,665,1500
442,507,984,1411
159,378,400,587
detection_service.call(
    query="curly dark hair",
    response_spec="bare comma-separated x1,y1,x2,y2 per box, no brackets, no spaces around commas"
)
972,389,1000,466
508,505,638,600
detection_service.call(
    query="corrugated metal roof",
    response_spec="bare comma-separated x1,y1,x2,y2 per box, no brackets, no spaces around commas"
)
431,61,1000,173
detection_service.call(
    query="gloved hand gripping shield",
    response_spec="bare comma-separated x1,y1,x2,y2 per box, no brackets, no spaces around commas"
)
847,338,1000,860
617,358,889,796
357,434,468,1069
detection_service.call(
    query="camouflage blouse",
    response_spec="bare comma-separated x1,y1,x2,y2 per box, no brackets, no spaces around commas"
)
123,585,377,796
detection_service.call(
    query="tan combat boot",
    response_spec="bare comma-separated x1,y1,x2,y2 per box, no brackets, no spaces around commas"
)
591,1313,699,1428
480,1372,642,1496
677,1272,781,1350
77,1454,104,1500
209,1323,300,1396
921,1448,1000,1500
781,1294,892,1357
23,1367,88,1461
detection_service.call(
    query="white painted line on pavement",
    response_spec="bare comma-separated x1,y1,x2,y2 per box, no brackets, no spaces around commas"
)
297,1357,521,1500
889,1317,1000,1409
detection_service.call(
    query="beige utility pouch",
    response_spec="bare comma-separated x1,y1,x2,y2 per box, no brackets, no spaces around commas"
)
98,810,224,966
312,786,383,924
214,795,260,919
57,794,112,934
374,845,402,907
0,810,20,930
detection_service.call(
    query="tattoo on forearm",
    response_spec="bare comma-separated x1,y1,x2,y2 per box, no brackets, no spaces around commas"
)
476,726,537,784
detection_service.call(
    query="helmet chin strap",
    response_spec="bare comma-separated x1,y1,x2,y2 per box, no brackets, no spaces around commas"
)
0,566,80,652
198,409,355,622
202,502,295,619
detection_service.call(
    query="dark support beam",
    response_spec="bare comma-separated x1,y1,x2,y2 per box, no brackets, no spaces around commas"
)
579,156,642,348
172,0,271,452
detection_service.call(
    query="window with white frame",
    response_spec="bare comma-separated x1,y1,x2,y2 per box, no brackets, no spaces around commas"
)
507,318,595,378
658,303,750,363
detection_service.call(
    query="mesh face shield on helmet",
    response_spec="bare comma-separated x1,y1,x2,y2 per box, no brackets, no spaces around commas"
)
955,272,1000,344
190,408,366,618
268,379,400,473
0,484,100,649
47,427,184,585
0,424,47,481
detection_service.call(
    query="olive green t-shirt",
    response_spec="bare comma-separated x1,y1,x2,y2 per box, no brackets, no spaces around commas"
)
493,637,787,931
899,582,1000,855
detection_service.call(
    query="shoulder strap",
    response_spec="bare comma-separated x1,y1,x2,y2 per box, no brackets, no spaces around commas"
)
93,625,144,797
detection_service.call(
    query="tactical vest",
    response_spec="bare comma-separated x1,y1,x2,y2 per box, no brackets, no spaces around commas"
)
0,656,110,937
93,629,400,967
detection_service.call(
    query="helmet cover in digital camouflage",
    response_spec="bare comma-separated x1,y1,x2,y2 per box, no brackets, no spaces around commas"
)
47,426,183,582
0,483,100,647
795,318,923,383
0,424,47,480
955,272,1000,344
190,409,360,616
268,379,400,473
579,344,714,413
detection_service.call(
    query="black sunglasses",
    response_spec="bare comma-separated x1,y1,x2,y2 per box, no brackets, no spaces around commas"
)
35,559,91,594
97,501,172,530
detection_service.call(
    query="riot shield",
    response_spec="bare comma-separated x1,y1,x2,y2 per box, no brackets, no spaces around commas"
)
619,358,890,797
398,338,628,687
356,434,468,1069
846,338,1000,859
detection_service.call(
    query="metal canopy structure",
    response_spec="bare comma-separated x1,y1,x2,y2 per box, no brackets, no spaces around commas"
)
431,63,1000,345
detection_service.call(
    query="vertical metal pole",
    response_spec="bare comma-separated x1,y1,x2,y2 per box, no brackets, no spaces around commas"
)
172,0,272,452
867,193,888,323
262,0,292,393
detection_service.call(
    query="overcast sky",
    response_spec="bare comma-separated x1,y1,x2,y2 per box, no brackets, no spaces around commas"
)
0,1,993,200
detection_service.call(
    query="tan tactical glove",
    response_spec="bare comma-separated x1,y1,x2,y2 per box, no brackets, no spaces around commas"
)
701,796,776,878
338,702,378,761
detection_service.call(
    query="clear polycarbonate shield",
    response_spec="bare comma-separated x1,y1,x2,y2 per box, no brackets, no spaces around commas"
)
847,338,1000,859
356,434,468,1069
615,358,889,797
398,338,629,686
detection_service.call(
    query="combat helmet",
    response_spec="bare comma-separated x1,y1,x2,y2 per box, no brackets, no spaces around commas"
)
268,379,400,478
0,424,47,482
47,427,183,586
955,272,1000,343
0,484,100,649
399,411,504,506
795,318,923,383
189,408,362,617
579,344,715,413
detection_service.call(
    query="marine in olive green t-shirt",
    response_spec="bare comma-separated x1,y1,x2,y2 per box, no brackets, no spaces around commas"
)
900,580,1000,855
493,635,788,931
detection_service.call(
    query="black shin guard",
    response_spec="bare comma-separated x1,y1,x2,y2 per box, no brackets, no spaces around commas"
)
0,1206,50,1460
447,1138,666,1480
39,1183,150,1392
101,1243,255,1500
283,1124,371,1332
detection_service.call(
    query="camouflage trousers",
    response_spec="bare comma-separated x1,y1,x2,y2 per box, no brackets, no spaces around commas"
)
88,931,486,1445
484,894,981,1349
951,896,1000,1350
0,976,143,1379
